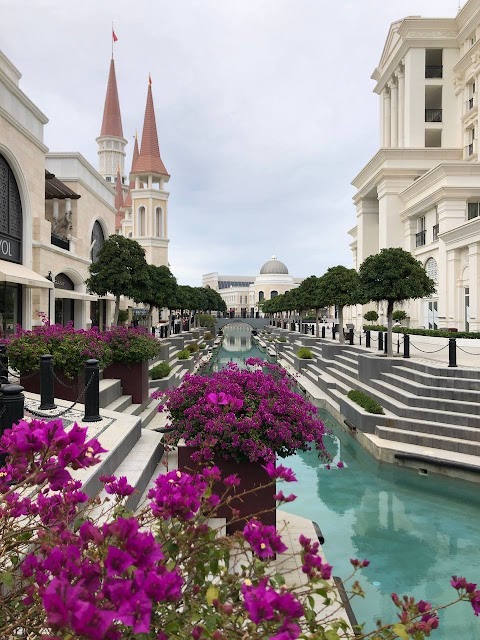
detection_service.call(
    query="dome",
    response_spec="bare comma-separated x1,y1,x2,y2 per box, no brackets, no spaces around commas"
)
259,255,289,275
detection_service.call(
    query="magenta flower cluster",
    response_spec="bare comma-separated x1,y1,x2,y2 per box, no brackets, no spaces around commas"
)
154,358,329,464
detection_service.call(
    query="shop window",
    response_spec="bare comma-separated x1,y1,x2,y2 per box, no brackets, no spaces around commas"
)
0,153,23,264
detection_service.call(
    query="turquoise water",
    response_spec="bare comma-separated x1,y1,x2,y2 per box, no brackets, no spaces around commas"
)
212,327,480,638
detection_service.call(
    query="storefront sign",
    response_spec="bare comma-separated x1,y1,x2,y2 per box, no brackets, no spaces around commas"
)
0,235,21,263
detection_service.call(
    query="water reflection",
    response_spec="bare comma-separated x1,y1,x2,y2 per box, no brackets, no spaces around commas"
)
210,325,267,372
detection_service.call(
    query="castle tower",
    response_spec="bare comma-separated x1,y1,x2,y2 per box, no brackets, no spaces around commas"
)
114,167,124,231
97,58,128,196
118,134,139,233
129,76,170,266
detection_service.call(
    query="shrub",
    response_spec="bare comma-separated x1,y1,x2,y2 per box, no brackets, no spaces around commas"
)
297,347,313,359
177,349,191,360
117,309,129,325
363,310,379,322
204,331,214,340
347,389,384,414
186,342,199,354
198,342,206,349
198,314,215,328
363,324,387,332
102,326,160,365
392,310,407,322
392,327,480,339
277,337,287,342
150,361,171,380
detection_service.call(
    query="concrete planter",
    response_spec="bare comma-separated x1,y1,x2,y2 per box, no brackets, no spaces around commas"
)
291,353,312,372
104,360,149,405
21,370,82,403
339,395,391,434
178,445,275,534
149,369,176,392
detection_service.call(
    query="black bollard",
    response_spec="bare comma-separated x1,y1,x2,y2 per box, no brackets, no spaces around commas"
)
378,331,383,351
332,326,336,340
321,326,326,339
366,330,371,348
0,384,24,465
348,328,354,346
397,335,400,354
39,354,56,410
384,332,388,355
83,359,101,422
0,344,8,385
448,338,457,368
311,325,314,335
403,334,410,359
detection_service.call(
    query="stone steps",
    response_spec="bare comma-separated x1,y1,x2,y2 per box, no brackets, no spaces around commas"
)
375,425,480,456
380,371,480,402
390,364,480,390
107,394,133,413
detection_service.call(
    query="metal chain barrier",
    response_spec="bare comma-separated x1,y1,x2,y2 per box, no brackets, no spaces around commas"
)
24,373,95,419
410,341,449,354
457,345,480,356
51,367,82,389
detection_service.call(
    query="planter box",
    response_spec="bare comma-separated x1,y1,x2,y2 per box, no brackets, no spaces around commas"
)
103,360,149,405
178,445,275,534
21,370,82,403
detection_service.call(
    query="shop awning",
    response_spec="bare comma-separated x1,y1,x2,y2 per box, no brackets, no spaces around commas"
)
54,290,98,301
0,261,53,289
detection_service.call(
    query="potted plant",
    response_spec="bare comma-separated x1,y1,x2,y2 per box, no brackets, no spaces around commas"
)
6,323,110,402
152,358,328,533
102,326,159,405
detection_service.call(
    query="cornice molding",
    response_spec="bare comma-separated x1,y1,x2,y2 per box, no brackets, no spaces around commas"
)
0,105,48,153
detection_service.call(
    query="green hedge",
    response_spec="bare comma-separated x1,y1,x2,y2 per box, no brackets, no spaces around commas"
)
297,347,313,359
177,350,191,360
365,326,480,339
347,390,384,415
150,361,171,380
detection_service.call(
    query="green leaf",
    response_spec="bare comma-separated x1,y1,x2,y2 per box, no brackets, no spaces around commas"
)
0,572,13,588
392,623,410,640
325,630,340,640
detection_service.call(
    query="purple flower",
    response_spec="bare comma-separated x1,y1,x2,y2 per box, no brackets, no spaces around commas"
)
350,558,370,569
243,520,287,558
102,475,135,498
274,491,297,503
262,463,297,483
336,461,344,468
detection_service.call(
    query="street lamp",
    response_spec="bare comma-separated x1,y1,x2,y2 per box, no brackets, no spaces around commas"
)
46,271,53,322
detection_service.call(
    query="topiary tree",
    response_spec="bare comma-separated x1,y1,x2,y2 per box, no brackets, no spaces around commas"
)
296,276,327,337
141,264,178,331
363,310,379,323
86,236,149,325
316,266,362,344
358,248,435,356
392,309,407,322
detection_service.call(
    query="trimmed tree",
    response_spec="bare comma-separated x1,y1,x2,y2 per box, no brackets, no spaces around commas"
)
142,264,178,330
317,266,361,344
296,276,327,337
363,310,379,323
86,236,149,325
358,248,436,356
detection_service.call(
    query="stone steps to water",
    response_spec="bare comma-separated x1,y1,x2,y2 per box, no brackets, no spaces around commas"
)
380,371,480,402
394,358,480,379
390,364,480,390
107,394,133,413
381,415,480,442
335,354,358,368
375,425,480,456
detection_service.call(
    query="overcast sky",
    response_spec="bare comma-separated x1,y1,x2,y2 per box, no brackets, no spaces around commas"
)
1,0,461,284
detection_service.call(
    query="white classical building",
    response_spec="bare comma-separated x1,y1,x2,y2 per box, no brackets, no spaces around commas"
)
350,1,480,332
204,256,302,317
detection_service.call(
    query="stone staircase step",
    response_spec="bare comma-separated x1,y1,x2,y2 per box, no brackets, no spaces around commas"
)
390,365,480,390
336,354,358,368
123,403,143,417
380,371,480,402
107,394,133,413
375,425,480,456
387,416,480,442
328,360,358,378
395,359,480,380
99,378,122,408
138,398,162,429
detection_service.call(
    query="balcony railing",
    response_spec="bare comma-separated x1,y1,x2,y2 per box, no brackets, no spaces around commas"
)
51,234,70,251
433,224,439,242
469,142,474,156
416,230,426,247
425,65,443,78
425,109,442,122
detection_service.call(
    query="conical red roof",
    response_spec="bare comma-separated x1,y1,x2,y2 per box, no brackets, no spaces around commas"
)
100,59,124,138
124,135,140,207
132,80,169,176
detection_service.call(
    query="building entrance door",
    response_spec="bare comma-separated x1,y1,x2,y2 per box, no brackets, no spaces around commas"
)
424,300,438,329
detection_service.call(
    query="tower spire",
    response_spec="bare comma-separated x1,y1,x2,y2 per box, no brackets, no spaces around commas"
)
100,59,123,138
124,133,140,209
131,76,169,177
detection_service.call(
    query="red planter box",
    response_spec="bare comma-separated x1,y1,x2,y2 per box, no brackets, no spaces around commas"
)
103,360,149,405
178,445,276,534
21,370,82,403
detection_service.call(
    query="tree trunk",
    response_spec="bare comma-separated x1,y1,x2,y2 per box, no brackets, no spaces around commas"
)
114,295,120,325
315,308,320,338
387,299,394,357
298,312,303,333
338,306,345,344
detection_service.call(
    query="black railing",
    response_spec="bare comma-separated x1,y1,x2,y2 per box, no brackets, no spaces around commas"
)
433,224,439,242
416,230,426,247
425,65,443,78
51,234,70,251
467,97,474,111
425,109,442,123
469,142,474,156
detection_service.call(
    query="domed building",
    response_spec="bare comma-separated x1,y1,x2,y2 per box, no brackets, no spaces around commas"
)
204,256,302,318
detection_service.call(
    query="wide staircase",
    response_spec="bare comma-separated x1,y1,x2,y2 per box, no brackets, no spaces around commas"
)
276,333,480,468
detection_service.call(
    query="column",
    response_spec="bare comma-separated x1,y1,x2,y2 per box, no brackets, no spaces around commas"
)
397,66,405,147
446,250,460,327
437,239,448,329
383,88,391,147
468,242,480,331
390,77,398,147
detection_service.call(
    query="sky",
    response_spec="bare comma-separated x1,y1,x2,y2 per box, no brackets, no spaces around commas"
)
1,0,462,285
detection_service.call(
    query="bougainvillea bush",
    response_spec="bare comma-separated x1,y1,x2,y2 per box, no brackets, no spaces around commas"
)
153,358,329,464
0,417,478,639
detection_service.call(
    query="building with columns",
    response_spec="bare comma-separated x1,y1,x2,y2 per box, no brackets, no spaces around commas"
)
350,1,480,332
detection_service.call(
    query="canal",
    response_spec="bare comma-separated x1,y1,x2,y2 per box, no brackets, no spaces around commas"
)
209,324,480,638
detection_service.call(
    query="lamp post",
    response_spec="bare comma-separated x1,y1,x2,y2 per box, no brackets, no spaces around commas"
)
46,271,53,323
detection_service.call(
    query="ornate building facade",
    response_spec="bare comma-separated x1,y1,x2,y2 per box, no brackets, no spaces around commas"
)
350,0,480,331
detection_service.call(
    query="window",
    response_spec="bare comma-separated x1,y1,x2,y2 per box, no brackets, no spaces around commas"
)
138,206,146,236
90,221,105,262
425,257,438,284
416,217,426,247
106,176,112,183
425,129,441,147
468,127,475,156
258,291,265,302
468,202,480,220
271,290,278,298
155,207,163,237
425,49,443,78
471,33,477,47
